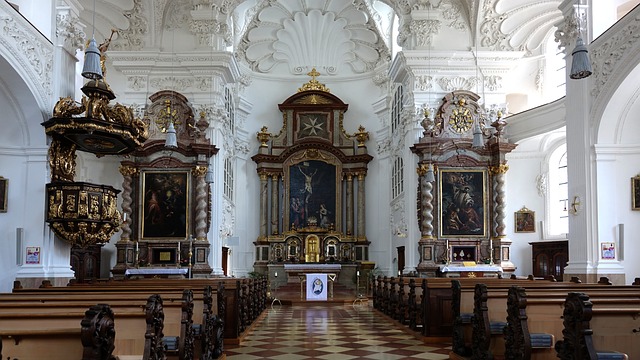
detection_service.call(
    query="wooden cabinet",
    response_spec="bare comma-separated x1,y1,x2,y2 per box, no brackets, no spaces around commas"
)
529,240,568,280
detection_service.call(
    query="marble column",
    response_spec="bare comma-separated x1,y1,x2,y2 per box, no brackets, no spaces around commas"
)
118,165,137,241
259,172,268,240
418,165,434,238
357,172,366,240
193,166,208,241
346,174,354,236
270,173,280,235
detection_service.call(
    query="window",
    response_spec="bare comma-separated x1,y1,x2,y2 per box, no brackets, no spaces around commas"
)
547,144,568,236
224,157,234,200
224,87,235,134
392,157,404,199
391,85,404,135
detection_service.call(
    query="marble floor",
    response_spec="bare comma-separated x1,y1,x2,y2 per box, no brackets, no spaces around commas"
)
226,303,451,359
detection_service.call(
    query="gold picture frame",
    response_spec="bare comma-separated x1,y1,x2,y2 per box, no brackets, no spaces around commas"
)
514,207,535,233
632,175,640,211
438,168,488,238
140,170,190,239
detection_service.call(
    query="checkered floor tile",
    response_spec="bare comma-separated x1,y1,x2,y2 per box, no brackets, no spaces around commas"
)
226,303,451,359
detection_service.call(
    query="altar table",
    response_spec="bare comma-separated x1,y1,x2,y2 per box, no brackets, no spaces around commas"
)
124,268,188,278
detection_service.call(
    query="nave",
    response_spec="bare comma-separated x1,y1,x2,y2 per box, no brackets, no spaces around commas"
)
226,304,451,360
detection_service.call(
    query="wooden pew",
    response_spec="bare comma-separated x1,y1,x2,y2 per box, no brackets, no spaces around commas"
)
467,283,640,360
0,303,117,360
9,276,267,344
555,292,638,360
0,284,233,358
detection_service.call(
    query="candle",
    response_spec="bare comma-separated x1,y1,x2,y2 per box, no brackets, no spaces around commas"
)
275,271,278,277
178,241,181,252
123,212,126,222
357,270,360,276
135,241,139,252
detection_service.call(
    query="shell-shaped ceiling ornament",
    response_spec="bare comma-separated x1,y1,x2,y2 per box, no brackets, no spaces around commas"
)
240,0,385,75
483,0,562,54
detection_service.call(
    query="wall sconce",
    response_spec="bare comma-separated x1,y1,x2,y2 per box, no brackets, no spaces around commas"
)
569,196,581,215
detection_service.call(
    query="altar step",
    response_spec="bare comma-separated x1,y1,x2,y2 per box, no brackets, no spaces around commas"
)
270,282,367,305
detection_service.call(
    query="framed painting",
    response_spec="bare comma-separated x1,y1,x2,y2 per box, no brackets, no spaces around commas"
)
514,207,535,233
287,159,337,230
0,176,7,212
140,170,189,239
632,175,640,210
439,168,488,238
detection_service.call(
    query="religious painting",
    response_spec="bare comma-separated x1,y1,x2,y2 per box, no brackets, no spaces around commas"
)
141,170,189,239
0,176,7,212
439,168,487,238
632,175,640,210
514,207,535,233
287,160,336,230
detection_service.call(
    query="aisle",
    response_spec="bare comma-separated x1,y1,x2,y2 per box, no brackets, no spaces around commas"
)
226,303,451,359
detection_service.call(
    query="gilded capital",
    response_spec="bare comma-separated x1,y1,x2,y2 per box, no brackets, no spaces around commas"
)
119,165,138,177
417,164,429,176
193,165,207,177
489,164,509,175
259,171,269,181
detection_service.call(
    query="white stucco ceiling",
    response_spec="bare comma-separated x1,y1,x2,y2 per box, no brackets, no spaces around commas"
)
78,0,564,78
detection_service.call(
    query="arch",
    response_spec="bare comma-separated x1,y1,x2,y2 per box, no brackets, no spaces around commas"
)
0,55,46,148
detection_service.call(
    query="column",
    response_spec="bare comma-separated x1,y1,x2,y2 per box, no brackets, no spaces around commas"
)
193,166,208,241
118,165,137,241
557,1,596,282
356,172,366,240
489,164,510,267
259,171,268,240
270,173,280,235
346,174,354,236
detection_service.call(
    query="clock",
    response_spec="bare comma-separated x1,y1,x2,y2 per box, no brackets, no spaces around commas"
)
448,99,474,133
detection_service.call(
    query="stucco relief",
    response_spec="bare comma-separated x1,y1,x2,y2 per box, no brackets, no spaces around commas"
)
410,19,441,47
0,6,53,105
590,14,640,103
111,0,147,51
236,0,387,75
56,12,85,51
437,76,479,92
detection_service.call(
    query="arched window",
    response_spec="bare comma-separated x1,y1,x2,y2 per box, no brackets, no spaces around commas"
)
392,157,404,199
391,85,404,135
224,87,235,134
547,144,568,237
224,157,234,200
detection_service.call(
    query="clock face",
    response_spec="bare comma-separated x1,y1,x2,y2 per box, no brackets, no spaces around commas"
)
448,106,473,133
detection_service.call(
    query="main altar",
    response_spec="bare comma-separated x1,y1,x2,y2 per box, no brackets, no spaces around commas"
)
252,70,373,288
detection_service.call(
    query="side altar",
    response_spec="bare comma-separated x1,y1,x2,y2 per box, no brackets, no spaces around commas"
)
252,70,373,288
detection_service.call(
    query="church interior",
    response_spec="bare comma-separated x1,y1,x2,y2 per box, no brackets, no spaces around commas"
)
2,0,640,358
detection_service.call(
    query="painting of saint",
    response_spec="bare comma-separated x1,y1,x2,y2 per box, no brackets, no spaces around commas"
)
141,171,189,239
439,169,487,237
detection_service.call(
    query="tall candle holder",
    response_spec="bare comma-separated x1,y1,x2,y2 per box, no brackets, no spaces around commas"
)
271,271,282,308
